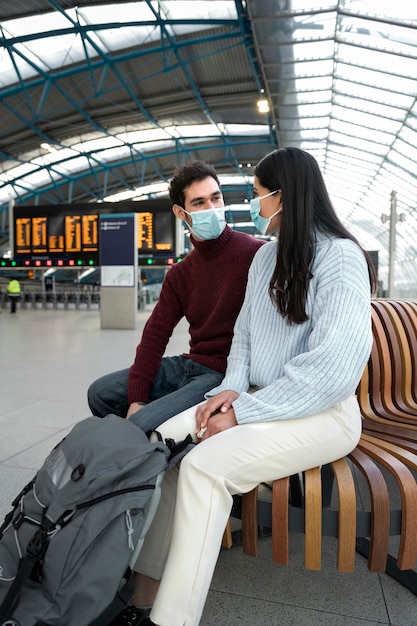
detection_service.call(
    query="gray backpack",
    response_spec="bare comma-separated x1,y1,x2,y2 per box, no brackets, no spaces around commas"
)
0,415,192,626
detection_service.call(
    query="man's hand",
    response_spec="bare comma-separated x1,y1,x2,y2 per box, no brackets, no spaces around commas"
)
126,402,145,419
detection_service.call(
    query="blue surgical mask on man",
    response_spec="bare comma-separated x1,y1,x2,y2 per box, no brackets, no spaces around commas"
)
182,207,226,240
250,190,281,235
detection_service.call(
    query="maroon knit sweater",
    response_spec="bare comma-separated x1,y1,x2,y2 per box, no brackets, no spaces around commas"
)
127,226,264,403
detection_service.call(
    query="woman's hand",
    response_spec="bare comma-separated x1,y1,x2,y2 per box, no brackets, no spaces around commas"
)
198,409,238,441
195,390,239,440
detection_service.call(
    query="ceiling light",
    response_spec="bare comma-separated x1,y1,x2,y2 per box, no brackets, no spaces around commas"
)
257,99,270,113
40,142,57,153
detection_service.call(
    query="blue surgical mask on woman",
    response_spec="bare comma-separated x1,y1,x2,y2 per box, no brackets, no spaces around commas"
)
182,207,226,240
250,190,282,235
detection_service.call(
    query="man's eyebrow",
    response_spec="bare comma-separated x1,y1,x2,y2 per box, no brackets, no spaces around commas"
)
189,191,222,204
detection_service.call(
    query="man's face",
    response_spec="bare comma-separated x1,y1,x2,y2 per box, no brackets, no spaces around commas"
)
172,176,224,228
182,176,224,215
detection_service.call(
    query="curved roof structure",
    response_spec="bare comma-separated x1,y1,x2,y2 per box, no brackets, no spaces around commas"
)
1,0,417,293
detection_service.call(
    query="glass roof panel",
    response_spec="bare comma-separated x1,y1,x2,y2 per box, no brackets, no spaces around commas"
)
330,119,394,146
327,145,380,165
333,94,405,121
389,144,417,172
335,79,414,109
0,1,237,89
395,127,417,150
327,130,387,155
292,59,334,77
292,76,333,92
339,16,417,58
292,12,338,40
296,110,330,126
331,106,402,135
293,91,332,105
291,0,336,9
337,61,417,94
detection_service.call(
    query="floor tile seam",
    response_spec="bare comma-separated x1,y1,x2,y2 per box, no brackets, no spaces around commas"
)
0,426,72,464
0,421,65,432
208,588,391,623
0,404,86,422
0,461,38,472
378,572,399,626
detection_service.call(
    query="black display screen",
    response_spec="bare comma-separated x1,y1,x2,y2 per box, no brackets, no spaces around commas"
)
12,201,175,263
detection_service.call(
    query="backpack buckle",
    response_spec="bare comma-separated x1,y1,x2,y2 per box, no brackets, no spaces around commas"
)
27,528,48,558
12,511,25,531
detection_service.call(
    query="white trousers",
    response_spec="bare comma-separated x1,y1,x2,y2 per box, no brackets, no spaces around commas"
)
135,395,362,626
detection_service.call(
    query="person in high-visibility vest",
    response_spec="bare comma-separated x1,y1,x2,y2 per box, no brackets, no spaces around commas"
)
7,278,21,314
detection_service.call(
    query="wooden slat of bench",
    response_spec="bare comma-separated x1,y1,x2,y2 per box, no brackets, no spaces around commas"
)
356,351,372,416
331,458,357,572
370,305,395,418
392,300,417,406
358,302,417,429
362,433,417,475
358,437,417,570
370,305,417,424
355,354,414,430
349,446,390,572
362,426,417,454
376,301,417,415
362,349,417,439
363,417,417,441
357,331,400,426
304,466,322,570
272,477,290,565
241,486,259,557
221,520,233,549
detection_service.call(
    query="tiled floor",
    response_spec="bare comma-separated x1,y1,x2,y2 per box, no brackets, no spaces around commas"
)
1,303,416,625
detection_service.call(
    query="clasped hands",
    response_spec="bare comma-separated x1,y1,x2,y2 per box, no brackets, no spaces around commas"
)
195,390,239,442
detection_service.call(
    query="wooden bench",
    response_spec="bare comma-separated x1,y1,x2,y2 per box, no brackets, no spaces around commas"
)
228,299,417,594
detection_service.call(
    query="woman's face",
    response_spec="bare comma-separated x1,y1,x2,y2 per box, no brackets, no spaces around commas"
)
253,176,283,233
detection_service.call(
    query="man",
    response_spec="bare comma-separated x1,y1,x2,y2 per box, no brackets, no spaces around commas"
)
7,278,21,314
88,160,264,434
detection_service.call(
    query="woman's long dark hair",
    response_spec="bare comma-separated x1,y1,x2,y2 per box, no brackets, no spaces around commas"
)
254,147,377,324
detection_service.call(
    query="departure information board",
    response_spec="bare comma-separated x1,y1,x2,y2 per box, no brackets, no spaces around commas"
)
137,212,153,250
12,202,175,264
15,208,99,258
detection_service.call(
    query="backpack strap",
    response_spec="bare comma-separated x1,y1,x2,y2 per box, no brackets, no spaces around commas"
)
0,478,35,539
88,567,135,625
146,431,195,468
165,434,194,466
0,518,54,622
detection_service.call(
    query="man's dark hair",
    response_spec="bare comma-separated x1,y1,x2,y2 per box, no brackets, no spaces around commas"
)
168,161,220,207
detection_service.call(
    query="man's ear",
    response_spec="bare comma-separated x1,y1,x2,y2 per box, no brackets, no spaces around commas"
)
172,204,185,220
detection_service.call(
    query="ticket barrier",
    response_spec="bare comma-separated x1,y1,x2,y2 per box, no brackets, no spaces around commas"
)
20,290,100,310
0,291,21,311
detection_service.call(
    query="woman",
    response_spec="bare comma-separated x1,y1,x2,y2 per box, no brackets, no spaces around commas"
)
115,147,376,626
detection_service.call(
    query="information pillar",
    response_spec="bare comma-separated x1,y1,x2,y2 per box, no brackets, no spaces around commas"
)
99,213,138,330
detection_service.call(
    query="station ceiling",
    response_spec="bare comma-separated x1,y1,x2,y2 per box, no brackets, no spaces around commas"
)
1,0,417,289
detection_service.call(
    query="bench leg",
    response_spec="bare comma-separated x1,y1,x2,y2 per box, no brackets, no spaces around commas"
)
222,520,233,549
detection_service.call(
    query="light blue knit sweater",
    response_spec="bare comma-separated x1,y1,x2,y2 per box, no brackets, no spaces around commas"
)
208,232,373,424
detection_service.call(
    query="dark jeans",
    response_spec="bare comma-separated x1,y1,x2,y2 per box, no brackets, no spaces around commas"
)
87,355,224,432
